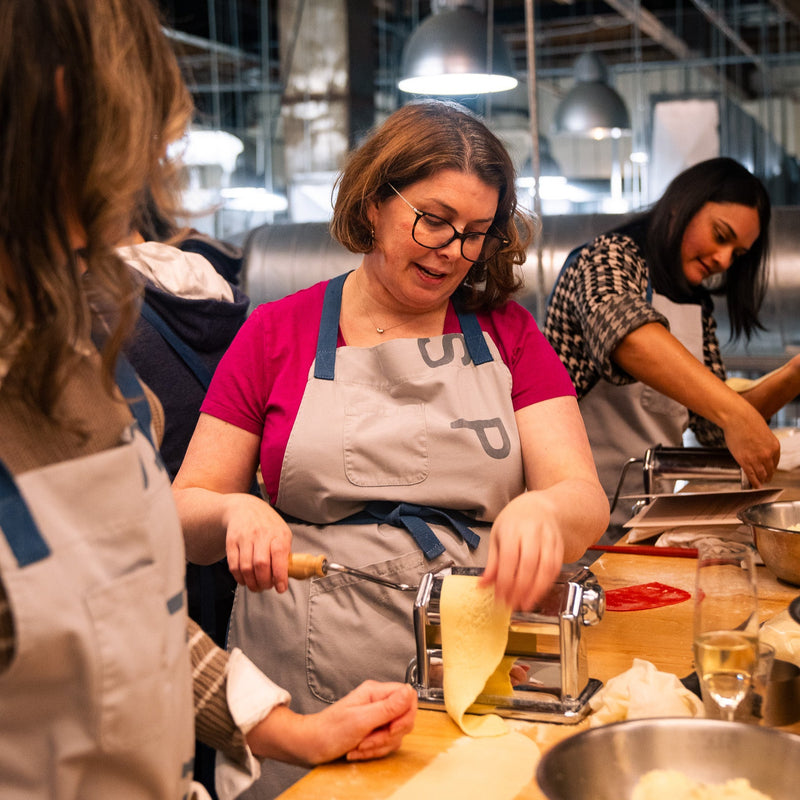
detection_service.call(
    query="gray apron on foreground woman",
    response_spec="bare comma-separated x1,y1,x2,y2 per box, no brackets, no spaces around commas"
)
226,274,522,796
174,101,609,800
0,365,196,800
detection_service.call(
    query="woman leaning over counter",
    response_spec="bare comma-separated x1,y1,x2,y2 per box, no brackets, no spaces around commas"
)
545,157,800,512
173,100,609,798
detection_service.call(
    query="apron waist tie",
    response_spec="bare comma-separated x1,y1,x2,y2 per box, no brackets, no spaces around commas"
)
282,502,482,561
337,501,482,561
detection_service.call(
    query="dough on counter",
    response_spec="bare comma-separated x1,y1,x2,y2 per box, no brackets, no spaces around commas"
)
384,732,539,800
440,574,513,736
632,769,773,800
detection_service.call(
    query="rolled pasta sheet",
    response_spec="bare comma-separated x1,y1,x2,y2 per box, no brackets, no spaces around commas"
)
440,574,513,736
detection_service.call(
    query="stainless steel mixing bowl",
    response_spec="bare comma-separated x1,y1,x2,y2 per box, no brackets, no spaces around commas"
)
738,500,800,586
536,718,800,800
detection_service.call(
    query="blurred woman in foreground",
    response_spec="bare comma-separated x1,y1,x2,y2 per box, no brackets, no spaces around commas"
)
0,2,415,798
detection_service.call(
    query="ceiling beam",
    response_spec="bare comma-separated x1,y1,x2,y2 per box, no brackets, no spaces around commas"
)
601,0,693,62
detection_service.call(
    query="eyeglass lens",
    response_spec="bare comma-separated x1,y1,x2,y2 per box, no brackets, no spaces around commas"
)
412,214,502,263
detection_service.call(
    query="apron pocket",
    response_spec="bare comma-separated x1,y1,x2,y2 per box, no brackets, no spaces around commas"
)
305,551,425,703
87,563,171,752
344,403,429,487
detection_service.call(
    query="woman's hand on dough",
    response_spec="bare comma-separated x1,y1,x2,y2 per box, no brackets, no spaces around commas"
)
223,493,293,592
479,493,565,611
721,403,780,488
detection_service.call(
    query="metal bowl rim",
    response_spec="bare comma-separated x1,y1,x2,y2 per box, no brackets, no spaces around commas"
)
536,716,800,794
737,500,800,534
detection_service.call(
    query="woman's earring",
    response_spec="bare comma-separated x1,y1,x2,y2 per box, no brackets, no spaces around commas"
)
369,226,375,246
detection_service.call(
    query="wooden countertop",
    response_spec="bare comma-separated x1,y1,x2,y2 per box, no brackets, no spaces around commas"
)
277,471,800,800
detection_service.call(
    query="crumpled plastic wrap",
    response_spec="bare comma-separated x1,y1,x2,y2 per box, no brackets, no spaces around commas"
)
759,608,800,666
775,428,800,472
589,658,705,726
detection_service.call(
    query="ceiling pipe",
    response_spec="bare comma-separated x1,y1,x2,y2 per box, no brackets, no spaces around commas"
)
523,0,546,324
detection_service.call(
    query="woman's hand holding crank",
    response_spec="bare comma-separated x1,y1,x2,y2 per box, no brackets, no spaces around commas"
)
223,493,293,593
173,415,295,592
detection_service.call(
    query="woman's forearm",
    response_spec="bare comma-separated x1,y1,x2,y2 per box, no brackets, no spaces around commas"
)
538,478,610,561
738,355,800,420
172,486,236,564
613,323,780,486
613,323,755,429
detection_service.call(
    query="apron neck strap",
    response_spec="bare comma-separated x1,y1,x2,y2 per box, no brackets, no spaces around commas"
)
313,272,492,380
92,329,156,447
0,461,51,567
0,350,158,568
112,353,156,448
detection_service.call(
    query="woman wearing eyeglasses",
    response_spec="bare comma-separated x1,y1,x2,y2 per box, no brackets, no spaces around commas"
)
173,100,608,800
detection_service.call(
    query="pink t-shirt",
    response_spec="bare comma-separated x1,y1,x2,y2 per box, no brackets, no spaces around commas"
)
201,278,575,503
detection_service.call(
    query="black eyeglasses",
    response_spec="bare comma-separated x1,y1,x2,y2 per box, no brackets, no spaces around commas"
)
388,184,508,264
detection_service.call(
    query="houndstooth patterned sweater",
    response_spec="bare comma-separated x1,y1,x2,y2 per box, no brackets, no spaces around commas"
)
544,228,726,446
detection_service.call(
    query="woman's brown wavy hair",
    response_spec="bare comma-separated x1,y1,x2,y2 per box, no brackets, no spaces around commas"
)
330,100,533,311
0,0,193,420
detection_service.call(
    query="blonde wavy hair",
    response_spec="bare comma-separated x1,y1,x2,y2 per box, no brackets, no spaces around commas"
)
0,0,193,418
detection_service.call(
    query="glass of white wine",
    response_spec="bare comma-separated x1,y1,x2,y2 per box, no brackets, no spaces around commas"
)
693,540,759,721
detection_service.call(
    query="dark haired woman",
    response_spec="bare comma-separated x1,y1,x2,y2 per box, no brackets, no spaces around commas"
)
545,157,800,516
174,100,608,798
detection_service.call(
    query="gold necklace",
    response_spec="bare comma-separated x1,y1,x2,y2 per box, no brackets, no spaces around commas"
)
356,270,414,335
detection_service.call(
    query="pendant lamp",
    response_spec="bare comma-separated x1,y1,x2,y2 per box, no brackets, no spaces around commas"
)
553,52,631,139
398,6,518,96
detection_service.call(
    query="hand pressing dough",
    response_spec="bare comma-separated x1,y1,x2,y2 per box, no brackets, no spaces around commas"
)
440,574,514,736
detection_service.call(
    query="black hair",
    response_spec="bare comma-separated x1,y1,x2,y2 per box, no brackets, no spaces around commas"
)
644,157,770,340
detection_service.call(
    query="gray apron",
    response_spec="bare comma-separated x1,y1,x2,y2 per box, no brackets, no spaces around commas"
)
226,272,524,799
0,361,197,800
580,286,704,523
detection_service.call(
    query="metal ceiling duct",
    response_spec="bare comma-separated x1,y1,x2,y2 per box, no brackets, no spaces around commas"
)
242,208,800,374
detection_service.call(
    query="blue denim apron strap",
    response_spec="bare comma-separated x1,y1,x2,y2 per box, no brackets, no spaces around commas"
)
313,272,348,380
140,301,214,390
313,273,494,381
0,354,158,568
335,501,482,561
0,460,51,567
450,295,492,365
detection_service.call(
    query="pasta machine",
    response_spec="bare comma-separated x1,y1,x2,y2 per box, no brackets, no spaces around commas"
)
610,444,747,514
406,565,605,724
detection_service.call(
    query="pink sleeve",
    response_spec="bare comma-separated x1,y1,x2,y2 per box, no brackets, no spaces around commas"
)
200,305,272,437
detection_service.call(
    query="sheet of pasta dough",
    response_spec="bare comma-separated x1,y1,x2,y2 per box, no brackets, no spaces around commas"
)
385,732,539,800
440,573,513,736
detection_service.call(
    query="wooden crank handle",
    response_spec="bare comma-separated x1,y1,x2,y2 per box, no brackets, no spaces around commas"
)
288,553,328,579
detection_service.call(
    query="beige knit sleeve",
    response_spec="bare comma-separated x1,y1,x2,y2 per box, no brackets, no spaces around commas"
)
188,618,250,768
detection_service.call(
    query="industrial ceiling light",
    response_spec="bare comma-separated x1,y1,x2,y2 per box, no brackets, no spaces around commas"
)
398,5,518,96
553,52,631,140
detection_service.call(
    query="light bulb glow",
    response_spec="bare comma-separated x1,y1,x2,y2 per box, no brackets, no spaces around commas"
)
398,73,518,95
